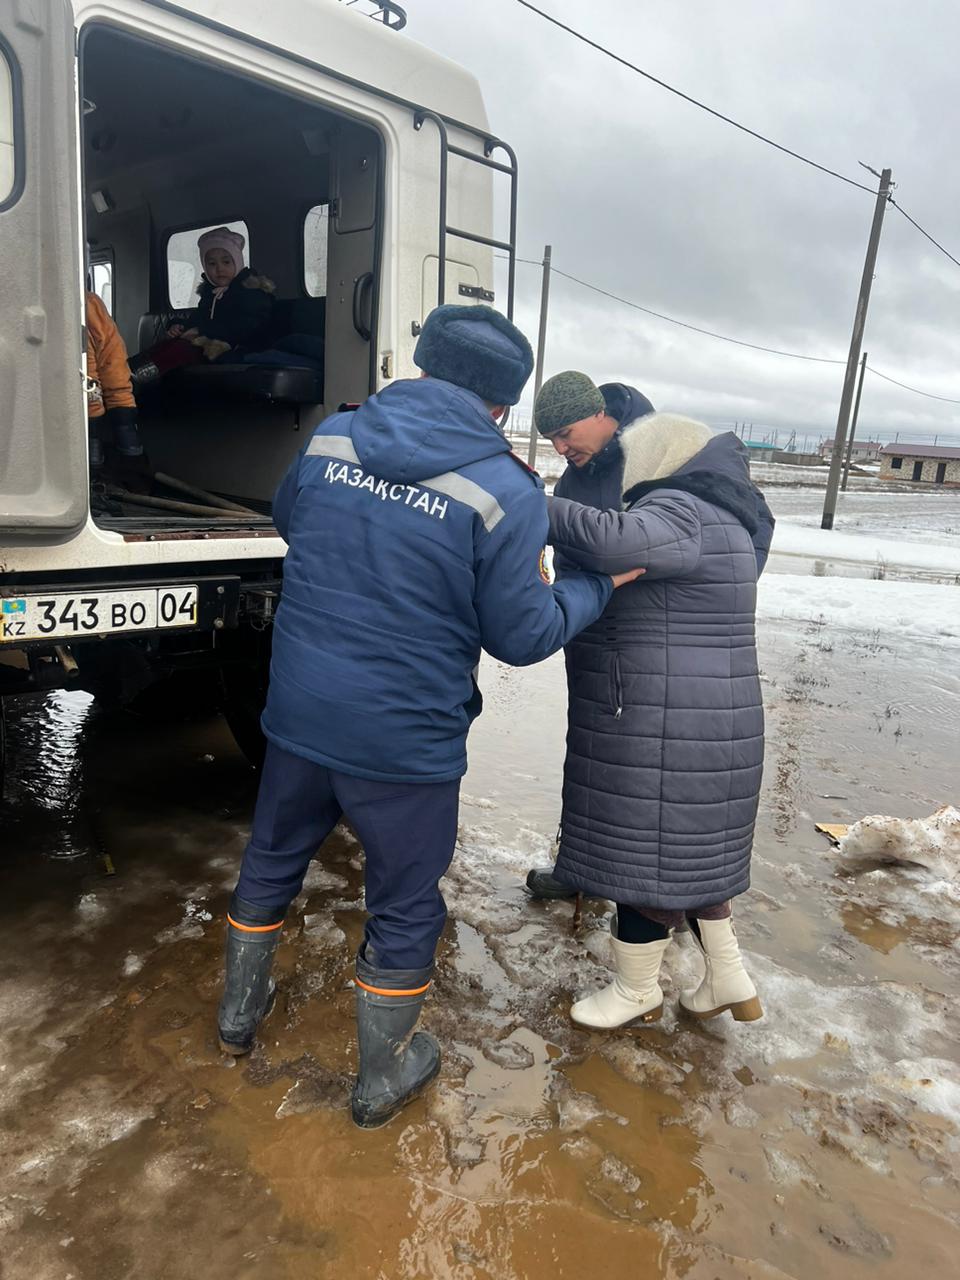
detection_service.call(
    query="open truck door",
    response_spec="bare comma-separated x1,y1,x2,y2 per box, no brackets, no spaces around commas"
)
324,119,382,414
0,0,86,538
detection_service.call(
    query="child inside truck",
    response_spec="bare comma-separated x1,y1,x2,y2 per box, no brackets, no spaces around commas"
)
129,227,276,388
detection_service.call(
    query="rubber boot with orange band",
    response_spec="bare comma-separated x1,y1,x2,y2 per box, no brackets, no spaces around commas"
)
217,894,284,1056
351,946,441,1129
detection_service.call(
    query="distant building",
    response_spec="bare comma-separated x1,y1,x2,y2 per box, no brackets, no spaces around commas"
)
742,442,823,467
743,441,778,461
818,438,882,463
879,443,960,485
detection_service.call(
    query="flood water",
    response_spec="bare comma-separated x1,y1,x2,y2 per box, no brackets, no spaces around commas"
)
1,606,958,1278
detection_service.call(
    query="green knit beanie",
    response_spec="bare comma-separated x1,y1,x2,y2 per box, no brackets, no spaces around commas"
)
534,371,605,436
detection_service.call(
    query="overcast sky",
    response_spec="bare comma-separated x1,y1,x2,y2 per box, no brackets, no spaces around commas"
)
402,0,960,445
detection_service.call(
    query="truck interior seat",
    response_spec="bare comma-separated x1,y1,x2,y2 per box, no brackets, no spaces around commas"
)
135,297,326,405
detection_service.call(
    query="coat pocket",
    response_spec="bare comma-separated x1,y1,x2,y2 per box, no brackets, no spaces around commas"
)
608,651,624,720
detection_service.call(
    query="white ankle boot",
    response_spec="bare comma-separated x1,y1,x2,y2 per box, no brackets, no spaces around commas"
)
680,917,762,1022
570,928,672,1030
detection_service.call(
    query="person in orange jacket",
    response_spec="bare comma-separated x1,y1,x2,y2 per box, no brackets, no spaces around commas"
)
86,291,143,468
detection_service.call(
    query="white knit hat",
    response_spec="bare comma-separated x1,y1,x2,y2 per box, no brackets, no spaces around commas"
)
198,226,245,275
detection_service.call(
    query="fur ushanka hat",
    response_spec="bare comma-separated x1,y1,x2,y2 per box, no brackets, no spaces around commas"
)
414,305,534,406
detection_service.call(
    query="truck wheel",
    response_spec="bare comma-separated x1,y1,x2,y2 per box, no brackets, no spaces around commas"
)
84,648,221,723
218,626,271,770
122,670,222,723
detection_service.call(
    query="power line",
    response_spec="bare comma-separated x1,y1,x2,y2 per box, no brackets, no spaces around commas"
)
500,253,960,404
505,254,845,364
889,198,960,273
864,364,960,405
513,5,960,369
512,0,877,196
550,263,850,363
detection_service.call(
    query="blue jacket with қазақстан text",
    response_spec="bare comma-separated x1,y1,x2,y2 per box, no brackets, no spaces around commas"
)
263,376,613,783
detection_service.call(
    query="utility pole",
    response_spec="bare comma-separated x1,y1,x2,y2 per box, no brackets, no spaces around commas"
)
527,244,552,468
841,351,868,491
822,167,893,528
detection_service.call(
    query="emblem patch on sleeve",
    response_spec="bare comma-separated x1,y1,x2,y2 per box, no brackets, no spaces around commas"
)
538,549,551,584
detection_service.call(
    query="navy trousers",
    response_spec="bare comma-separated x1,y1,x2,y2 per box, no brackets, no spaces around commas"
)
232,743,460,969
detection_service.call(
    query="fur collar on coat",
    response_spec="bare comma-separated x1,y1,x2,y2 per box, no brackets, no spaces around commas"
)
621,415,764,536
619,413,712,493
197,268,276,296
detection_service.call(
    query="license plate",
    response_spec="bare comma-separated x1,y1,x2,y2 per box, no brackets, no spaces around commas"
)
0,586,199,642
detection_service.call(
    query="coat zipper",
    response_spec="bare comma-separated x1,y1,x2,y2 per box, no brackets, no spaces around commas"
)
610,651,623,719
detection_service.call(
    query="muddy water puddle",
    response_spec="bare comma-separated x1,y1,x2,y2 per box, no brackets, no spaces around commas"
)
0,612,958,1278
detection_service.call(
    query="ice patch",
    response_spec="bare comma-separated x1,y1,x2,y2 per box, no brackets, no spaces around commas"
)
0,979,67,1112
76,893,108,924
598,1153,641,1193
7,1077,154,1197
141,1152,188,1193
299,864,349,893
122,953,144,978
551,1075,627,1131
601,1041,687,1093
62,1106,149,1149
445,818,960,1144
771,521,960,576
878,1058,960,1116
723,1097,762,1129
840,805,960,878
759,576,960,645
301,914,346,948
462,794,497,811
729,954,960,1125
763,1146,827,1195
155,898,213,945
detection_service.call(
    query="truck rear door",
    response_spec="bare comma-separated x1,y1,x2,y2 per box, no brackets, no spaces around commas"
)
0,0,86,538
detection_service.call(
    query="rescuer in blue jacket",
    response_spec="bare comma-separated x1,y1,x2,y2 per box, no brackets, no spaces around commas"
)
218,305,642,1128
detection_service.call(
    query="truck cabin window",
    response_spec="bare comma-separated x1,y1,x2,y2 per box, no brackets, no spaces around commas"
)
303,204,329,298
89,258,114,314
0,44,17,206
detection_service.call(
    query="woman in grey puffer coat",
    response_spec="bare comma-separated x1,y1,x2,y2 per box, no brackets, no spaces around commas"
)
546,413,768,1031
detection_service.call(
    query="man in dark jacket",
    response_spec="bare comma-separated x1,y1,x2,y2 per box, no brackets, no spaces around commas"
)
217,310,641,1128
539,372,773,558
543,374,656,513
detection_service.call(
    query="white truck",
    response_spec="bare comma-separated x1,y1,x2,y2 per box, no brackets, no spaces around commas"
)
0,0,516,774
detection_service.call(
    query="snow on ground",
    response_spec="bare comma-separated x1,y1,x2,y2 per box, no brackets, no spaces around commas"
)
766,486,960,545
749,462,834,485
771,518,960,574
757,575,960,644
444,820,960,1131
839,806,960,878
749,460,904,488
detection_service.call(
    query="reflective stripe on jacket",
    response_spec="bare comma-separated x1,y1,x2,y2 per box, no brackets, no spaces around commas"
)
263,377,613,783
